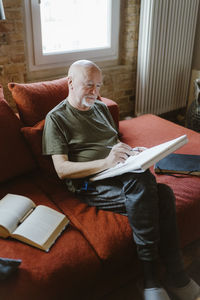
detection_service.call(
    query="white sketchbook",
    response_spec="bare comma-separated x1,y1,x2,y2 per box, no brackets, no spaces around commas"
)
90,135,188,181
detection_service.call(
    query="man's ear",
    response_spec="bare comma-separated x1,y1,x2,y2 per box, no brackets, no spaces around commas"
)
67,76,73,89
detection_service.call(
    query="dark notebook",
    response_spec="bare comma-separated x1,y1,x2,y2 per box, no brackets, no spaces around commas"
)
154,153,200,176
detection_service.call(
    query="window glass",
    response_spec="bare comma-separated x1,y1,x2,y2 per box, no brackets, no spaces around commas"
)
25,0,120,70
40,0,111,54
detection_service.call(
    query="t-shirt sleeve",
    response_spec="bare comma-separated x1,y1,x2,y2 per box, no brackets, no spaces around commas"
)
42,113,69,155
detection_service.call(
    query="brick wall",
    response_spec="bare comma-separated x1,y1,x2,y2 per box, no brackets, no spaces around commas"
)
0,0,140,119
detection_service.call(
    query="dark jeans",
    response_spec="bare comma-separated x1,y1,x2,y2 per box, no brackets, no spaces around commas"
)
76,170,184,272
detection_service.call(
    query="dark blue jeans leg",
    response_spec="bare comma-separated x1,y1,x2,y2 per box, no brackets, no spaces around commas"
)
157,183,184,273
122,170,160,261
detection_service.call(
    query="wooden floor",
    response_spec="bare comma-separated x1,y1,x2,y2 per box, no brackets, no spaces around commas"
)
101,239,200,300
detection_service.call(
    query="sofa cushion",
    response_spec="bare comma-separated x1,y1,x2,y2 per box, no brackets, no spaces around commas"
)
100,97,119,128
21,120,58,178
0,85,36,183
119,114,200,155
8,77,69,126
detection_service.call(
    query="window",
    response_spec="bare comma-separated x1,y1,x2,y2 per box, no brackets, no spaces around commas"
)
25,0,120,71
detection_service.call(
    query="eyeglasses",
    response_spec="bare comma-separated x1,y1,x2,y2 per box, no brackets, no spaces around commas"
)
83,81,102,90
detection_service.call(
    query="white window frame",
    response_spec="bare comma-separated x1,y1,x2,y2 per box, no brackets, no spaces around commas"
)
24,0,120,71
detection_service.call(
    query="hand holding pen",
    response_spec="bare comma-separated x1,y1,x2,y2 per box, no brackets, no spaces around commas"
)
131,146,147,155
105,142,147,168
107,145,147,156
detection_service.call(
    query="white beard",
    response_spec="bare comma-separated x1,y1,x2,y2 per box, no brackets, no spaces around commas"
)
82,96,96,108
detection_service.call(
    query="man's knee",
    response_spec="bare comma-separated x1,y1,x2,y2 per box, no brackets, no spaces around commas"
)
138,170,159,200
141,169,157,184
158,183,175,200
133,170,158,195
124,170,160,218
157,183,176,212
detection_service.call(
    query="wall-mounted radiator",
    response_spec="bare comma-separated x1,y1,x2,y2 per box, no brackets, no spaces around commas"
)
135,0,199,116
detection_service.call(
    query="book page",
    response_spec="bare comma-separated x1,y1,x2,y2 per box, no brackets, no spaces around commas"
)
12,205,68,250
0,194,36,234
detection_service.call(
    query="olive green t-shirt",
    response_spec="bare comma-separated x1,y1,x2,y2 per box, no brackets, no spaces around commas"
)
43,99,118,190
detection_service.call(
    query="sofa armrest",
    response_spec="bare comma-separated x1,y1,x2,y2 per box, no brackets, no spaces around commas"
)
100,97,119,128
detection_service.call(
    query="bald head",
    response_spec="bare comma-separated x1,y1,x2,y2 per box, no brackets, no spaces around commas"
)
68,60,101,78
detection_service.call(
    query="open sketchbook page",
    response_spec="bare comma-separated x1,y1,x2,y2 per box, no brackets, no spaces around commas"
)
12,205,69,251
0,194,36,236
90,135,188,181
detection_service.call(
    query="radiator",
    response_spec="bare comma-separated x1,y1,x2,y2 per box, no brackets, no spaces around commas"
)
135,0,199,116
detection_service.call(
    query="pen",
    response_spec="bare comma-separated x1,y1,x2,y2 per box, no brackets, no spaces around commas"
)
106,145,133,150
106,145,146,155
106,146,137,151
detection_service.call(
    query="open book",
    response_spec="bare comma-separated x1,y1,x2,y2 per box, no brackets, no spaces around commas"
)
0,194,69,252
90,135,188,181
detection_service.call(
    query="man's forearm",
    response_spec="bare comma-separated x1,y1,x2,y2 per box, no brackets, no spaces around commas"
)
53,156,109,179
52,142,133,180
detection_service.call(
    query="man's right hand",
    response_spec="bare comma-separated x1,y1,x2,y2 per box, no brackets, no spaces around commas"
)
105,142,133,168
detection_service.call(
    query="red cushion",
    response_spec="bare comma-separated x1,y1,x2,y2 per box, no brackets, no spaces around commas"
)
0,85,36,183
101,97,119,128
21,120,58,178
8,77,69,126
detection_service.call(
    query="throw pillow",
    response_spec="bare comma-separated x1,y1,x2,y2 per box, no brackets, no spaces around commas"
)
21,120,58,178
8,77,68,126
0,85,36,183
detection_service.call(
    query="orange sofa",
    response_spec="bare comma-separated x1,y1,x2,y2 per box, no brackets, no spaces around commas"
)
0,78,200,300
